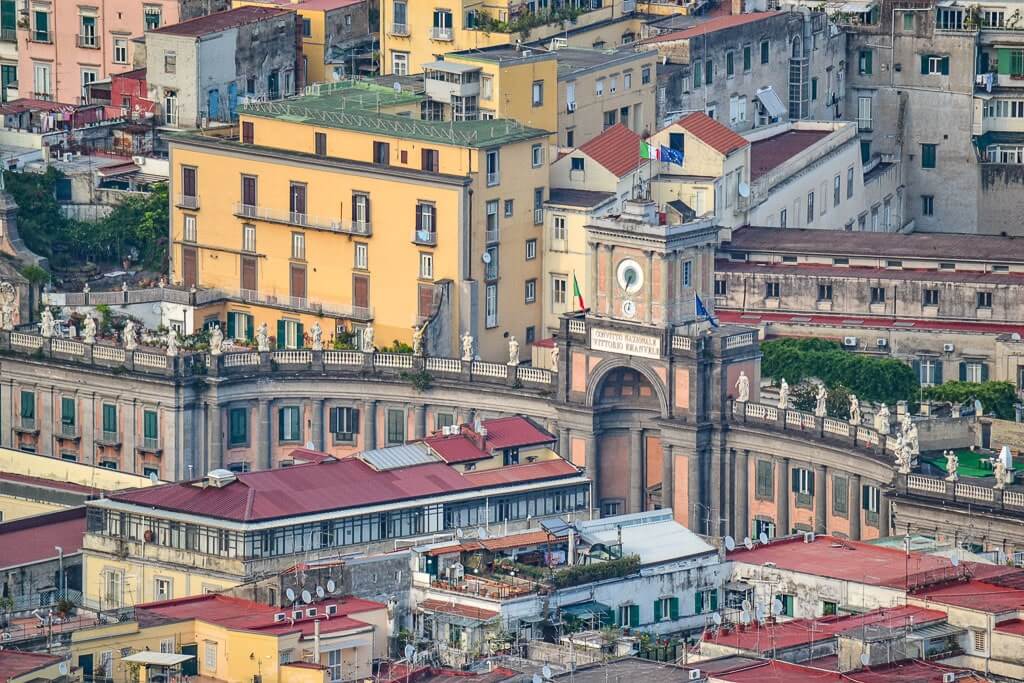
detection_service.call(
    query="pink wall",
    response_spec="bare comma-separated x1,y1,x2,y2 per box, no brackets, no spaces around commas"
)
18,0,181,105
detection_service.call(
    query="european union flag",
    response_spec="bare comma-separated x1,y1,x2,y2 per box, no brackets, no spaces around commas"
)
660,145,684,166
695,292,719,327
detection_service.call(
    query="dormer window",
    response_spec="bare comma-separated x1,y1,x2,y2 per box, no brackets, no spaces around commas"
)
503,447,520,466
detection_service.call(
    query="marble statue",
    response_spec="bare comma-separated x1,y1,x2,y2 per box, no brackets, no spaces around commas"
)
905,422,919,455
1,304,12,331
123,319,137,351
735,370,750,403
550,344,560,368
778,378,790,410
814,384,828,418
412,321,427,356
82,283,90,294
362,325,375,352
874,404,891,435
461,331,474,362
849,394,861,426
165,329,179,356
256,322,270,352
82,316,96,344
900,413,913,438
994,457,1008,490
508,335,520,366
209,323,223,355
310,321,323,351
896,437,912,475
945,450,960,482
40,308,55,338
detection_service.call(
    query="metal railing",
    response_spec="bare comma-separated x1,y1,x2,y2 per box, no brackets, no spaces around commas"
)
412,229,437,245
234,202,371,236
141,437,160,451
60,422,77,438
390,22,410,35
487,172,500,186
20,417,36,431
429,26,454,40
0,27,15,42
76,33,98,48
176,194,199,209
101,430,118,443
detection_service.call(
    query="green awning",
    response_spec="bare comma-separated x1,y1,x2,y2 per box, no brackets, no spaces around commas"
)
560,601,611,621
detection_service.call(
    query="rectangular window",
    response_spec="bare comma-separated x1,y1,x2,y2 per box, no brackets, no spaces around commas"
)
241,120,253,144
595,78,604,96
755,460,774,500
862,484,879,514
291,232,306,260
811,77,818,101
806,191,815,223
714,279,727,296
552,276,567,308
857,96,872,131
903,12,914,30
227,312,254,341
113,38,128,64
694,589,718,615
642,65,651,84
144,5,162,30
504,199,514,218
775,593,794,617
143,410,158,441
229,408,248,446
921,143,938,169
102,404,117,436
278,406,301,443
485,283,497,328
923,289,939,306
693,60,702,88
792,467,814,496
314,131,327,156
354,242,368,269
155,577,172,601
32,9,49,42
204,641,217,673
760,39,770,64
833,475,849,515
847,166,855,199
705,60,713,85
525,279,536,304
302,17,312,37
765,282,780,299
977,291,993,309
391,51,409,76
419,252,434,279
329,406,359,439
743,44,752,71
531,143,544,167
532,80,544,106
870,286,886,304
373,141,390,165
817,284,833,301
617,604,640,626
61,397,76,428
20,390,35,423
241,224,256,254
486,149,500,185
386,408,405,445
525,238,537,260
183,215,197,243
858,49,873,75
833,174,841,206
726,51,735,78
682,260,693,288
421,148,439,172
164,51,176,74
779,208,787,228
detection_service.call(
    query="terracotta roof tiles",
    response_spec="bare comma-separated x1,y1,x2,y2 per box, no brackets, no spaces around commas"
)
576,124,643,178
675,112,749,156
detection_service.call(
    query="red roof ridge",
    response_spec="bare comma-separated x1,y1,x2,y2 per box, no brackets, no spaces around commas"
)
674,112,749,156
639,11,780,44
576,123,643,178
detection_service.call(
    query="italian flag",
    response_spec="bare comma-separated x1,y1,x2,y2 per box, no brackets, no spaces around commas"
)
640,140,660,160
572,272,585,310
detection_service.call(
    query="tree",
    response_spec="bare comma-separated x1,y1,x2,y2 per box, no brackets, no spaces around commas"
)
923,381,1018,420
790,382,852,420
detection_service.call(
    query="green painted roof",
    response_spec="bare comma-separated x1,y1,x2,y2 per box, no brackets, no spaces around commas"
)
239,80,549,147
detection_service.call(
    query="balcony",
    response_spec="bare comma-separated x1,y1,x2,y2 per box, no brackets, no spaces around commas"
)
98,430,120,445
76,34,98,49
233,202,372,236
15,417,37,434
487,172,500,186
139,437,161,452
428,26,454,41
412,229,437,246
0,28,15,42
390,22,410,36
59,422,78,440
30,31,51,44
207,286,374,321
176,194,199,209
485,228,499,244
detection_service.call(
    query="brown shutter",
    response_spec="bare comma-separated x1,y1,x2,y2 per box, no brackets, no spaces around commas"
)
418,284,434,318
415,203,422,231
242,121,254,144
181,246,197,288
182,167,196,197
242,176,256,206
353,274,369,309
290,264,306,300
290,184,306,214
240,256,257,291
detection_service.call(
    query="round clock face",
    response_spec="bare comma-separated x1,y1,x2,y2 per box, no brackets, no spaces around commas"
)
622,300,636,318
616,258,644,294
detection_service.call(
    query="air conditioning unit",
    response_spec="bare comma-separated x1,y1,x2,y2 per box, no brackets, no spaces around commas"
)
567,101,577,112
843,336,858,347
687,670,701,681
62,152,73,162
803,532,815,544
273,612,286,623
943,343,955,353
942,673,956,683
876,338,888,348
132,155,145,166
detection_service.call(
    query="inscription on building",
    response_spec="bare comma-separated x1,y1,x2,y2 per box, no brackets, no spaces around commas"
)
590,328,661,359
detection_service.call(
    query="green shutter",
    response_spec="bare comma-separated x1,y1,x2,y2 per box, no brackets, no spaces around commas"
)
290,407,301,439
761,40,769,64
20,391,34,419
297,323,304,348
102,404,116,432
998,48,1011,75
933,361,943,385
920,54,930,75
61,397,75,425
351,408,360,434
653,599,662,622
940,56,949,75
912,360,921,384
743,45,751,71
807,470,815,496
981,364,990,382
278,407,285,440
705,60,713,85
245,315,255,341
864,50,873,74
694,592,703,614
276,320,286,349
144,410,158,439
629,604,640,626
959,362,967,381
669,597,680,620
329,407,338,433
694,62,701,87
709,590,718,611
226,314,236,339
862,484,870,510
791,468,800,493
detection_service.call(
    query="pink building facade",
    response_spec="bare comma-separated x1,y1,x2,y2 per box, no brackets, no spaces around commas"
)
17,0,183,105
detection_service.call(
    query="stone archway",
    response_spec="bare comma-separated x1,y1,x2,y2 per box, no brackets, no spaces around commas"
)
585,357,670,418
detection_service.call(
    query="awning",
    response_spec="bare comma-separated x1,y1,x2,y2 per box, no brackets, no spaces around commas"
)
756,86,786,119
121,652,194,667
560,601,611,621
839,0,877,12
725,581,753,592
909,622,966,640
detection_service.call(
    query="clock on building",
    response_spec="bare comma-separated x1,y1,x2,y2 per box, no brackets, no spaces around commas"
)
616,258,644,294
621,300,636,318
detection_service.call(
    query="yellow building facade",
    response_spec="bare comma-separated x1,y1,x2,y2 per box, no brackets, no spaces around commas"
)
169,80,550,360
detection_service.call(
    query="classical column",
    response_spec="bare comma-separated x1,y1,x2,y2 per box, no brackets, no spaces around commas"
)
849,473,862,541
629,428,644,513
40,388,53,457
122,400,137,473
814,464,828,535
256,399,271,470
722,448,734,537
709,447,723,536
310,399,324,451
589,241,599,314
1,380,12,448
604,244,614,316
81,392,95,465
688,448,702,532
363,400,377,450
660,256,669,325
207,401,223,471
558,427,570,460
879,489,892,538
734,449,749,540
413,404,426,439
584,435,598,510
662,443,674,515
644,250,654,324
776,456,790,536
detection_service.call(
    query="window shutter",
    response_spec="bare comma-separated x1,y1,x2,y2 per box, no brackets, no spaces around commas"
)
351,408,360,434
710,590,718,611
866,50,873,74
291,408,300,439
629,604,640,626
981,364,990,382
670,597,680,620
653,600,662,622
277,320,286,349
365,195,371,223
329,407,339,433
694,592,703,614
912,360,921,382
245,315,255,341
297,323,304,347
998,48,1011,75
415,204,422,230
862,484,870,510
933,361,943,385
807,470,815,496
940,56,950,75
351,195,358,222
959,362,967,381
278,408,285,438
792,468,799,493
920,54,929,74
226,314,235,339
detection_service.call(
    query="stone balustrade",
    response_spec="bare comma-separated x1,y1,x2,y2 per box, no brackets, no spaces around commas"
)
900,471,1024,514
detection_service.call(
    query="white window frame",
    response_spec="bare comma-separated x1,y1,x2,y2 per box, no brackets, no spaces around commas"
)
355,242,368,269
204,640,217,672
419,252,434,279
485,283,498,328
242,224,256,253
391,51,409,76
183,214,197,243
531,143,544,167
552,275,567,308
113,38,128,65
291,232,306,260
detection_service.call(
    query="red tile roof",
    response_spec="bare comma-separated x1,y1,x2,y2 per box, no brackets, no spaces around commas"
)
461,458,580,487
995,618,1024,636
707,606,945,654
136,593,384,638
714,660,844,682
249,0,363,9
715,309,1024,337
287,447,339,464
675,112,749,156
423,416,555,464
426,529,559,556
716,660,983,683
0,507,86,570
640,12,780,44
422,433,489,464
419,599,499,621
0,651,64,682
148,6,293,36
750,129,831,179
576,124,643,178
0,471,100,494
913,578,1024,614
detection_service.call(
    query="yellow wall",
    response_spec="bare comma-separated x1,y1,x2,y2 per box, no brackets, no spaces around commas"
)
556,53,658,147
0,495,64,521
446,53,558,134
540,203,610,336
83,549,240,609
8,659,69,683
0,447,158,490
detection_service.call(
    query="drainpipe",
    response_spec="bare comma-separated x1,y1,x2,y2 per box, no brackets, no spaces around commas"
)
314,618,321,664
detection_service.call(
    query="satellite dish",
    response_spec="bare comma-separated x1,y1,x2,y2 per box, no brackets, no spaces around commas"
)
58,662,69,675
148,472,159,484
404,644,416,660
301,589,312,604
859,653,870,667
532,675,543,683
759,532,769,545
744,536,753,550
477,527,488,539
326,579,336,593
393,82,402,93
542,665,553,679
305,440,315,450
724,535,736,551
738,182,750,198
771,599,784,616
316,586,326,599
286,587,296,603
455,528,464,539
712,612,722,625
481,251,492,265
951,555,960,567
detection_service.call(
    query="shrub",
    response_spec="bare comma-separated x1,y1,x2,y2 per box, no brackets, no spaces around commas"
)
923,381,1018,419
